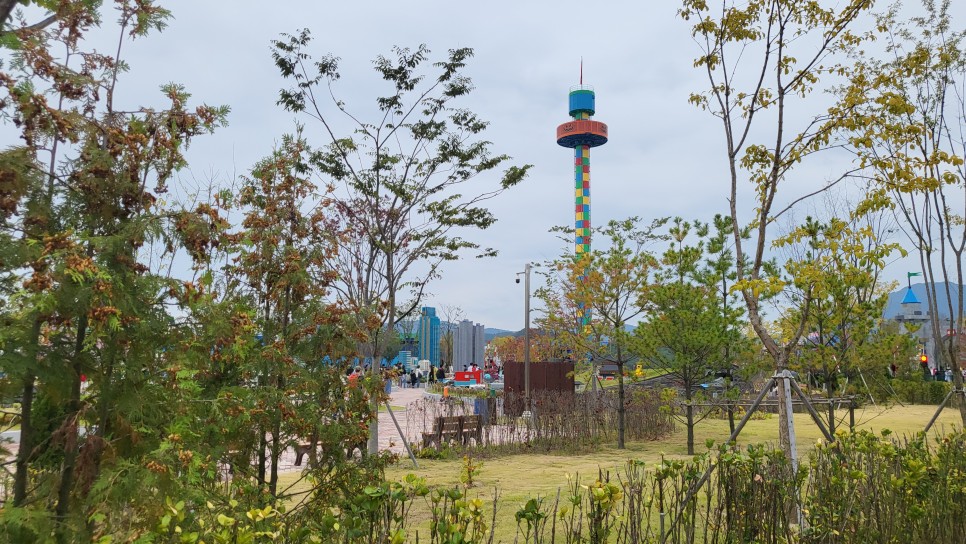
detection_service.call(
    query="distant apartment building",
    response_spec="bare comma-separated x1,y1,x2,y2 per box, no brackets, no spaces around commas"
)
418,307,440,367
474,323,485,366
454,319,486,371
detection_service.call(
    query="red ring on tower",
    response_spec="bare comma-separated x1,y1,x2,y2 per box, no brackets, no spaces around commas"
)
556,120,608,148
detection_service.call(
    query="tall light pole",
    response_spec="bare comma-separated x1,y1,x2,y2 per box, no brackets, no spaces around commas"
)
516,263,532,414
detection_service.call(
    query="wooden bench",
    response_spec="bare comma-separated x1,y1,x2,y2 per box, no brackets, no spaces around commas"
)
294,438,366,465
421,416,463,449
460,415,483,445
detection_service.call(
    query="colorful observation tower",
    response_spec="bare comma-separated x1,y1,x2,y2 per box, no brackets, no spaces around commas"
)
557,69,607,327
556,75,608,257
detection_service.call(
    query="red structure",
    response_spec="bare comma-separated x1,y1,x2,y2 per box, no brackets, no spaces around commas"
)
454,370,483,385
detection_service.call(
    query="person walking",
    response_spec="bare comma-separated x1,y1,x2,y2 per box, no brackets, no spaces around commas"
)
410,369,419,389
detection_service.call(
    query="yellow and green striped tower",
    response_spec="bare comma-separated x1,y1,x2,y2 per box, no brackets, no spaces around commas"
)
556,78,608,324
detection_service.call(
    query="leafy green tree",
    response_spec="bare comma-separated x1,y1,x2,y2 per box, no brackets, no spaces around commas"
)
538,218,664,449
679,0,875,461
841,0,966,422
154,132,388,516
852,319,921,402
0,1,227,539
634,218,745,454
698,215,755,431
699,216,751,367
233,132,339,495
270,35,530,452
782,212,900,426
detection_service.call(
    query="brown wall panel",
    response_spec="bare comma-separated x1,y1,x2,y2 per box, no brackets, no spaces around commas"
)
503,361,575,416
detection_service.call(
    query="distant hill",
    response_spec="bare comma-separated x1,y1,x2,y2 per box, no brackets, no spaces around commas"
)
883,282,965,320
480,325,638,342
434,321,518,342
485,327,518,342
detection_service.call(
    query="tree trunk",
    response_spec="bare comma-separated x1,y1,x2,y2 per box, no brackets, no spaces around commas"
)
270,282,292,498
13,319,42,506
256,432,267,486
775,364,795,467
685,400,694,455
827,396,835,435
947,256,966,424
726,378,735,435
0,0,17,27
268,421,280,497
956,254,966,424
727,401,735,435
55,311,88,535
369,258,394,456
745,300,799,463
257,296,270,485
617,362,626,449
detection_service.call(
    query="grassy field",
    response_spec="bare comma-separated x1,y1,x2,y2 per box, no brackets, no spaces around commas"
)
573,368,671,390
281,403,963,542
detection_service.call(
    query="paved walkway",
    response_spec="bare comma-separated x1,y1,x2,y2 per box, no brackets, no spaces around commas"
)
378,384,429,456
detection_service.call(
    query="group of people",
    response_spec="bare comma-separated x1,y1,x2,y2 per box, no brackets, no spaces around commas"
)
466,360,501,379
348,360,508,389
392,363,446,389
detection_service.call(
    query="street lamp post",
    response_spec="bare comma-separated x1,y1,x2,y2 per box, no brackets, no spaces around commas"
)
517,263,532,415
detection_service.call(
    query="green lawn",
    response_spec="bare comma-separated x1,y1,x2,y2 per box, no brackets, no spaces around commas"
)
281,403,963,542
574,367,670,390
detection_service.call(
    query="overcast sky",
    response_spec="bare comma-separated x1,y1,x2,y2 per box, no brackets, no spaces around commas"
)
8,1,966,331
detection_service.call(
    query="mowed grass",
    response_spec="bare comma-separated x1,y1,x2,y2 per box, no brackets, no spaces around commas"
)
280,403,963,542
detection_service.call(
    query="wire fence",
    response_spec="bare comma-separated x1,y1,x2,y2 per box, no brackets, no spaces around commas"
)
405,388,675,455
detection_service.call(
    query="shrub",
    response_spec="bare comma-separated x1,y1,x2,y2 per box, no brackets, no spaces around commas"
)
804,430,966,542
891,378,951,404
415,444,455,460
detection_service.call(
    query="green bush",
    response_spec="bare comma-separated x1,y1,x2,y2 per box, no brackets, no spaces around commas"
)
414,441,459,460
804,430,966,542
891,378,951,404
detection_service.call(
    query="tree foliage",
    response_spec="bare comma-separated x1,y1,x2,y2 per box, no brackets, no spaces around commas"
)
538,218,664,448
270,34,530,352
680,0,876,461
0,1,230,538
634,218,750,454
841,0,966,422
780,210,901,411
0,3,386,539
270,33,530,452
